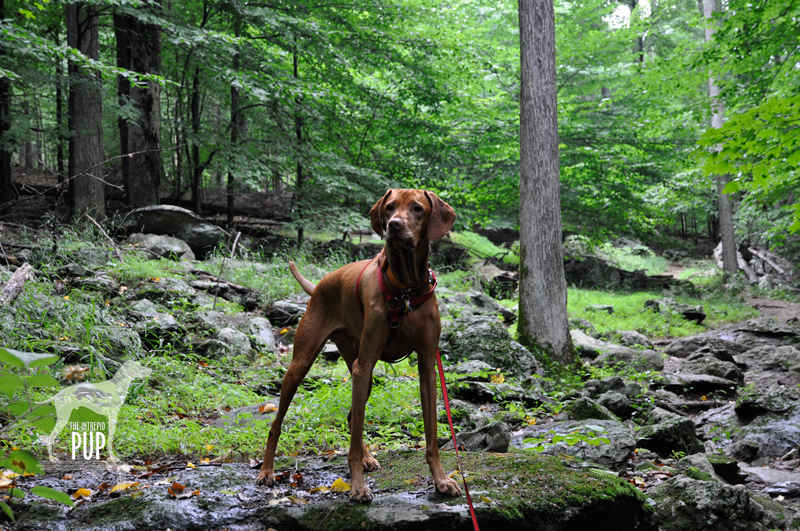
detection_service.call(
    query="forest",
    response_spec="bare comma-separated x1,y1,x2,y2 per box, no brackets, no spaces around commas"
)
0,0,799,529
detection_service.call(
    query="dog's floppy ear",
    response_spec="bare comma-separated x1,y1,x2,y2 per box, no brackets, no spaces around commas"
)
369,190,393,238
424,191,456,241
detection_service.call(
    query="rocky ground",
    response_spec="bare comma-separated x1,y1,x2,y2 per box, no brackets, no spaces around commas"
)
1,224,800,531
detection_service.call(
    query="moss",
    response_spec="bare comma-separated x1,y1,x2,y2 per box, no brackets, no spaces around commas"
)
683,466,715,482
77,496,148,525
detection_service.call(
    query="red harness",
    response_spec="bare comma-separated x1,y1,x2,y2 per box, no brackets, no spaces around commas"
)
355,256,437,330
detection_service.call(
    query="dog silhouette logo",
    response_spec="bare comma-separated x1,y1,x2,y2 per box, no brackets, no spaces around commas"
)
40,360,152,462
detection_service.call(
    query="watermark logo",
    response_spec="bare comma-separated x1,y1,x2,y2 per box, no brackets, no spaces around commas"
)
40,361,152,462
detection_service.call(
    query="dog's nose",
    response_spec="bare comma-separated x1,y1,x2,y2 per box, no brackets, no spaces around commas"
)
388,218,403,232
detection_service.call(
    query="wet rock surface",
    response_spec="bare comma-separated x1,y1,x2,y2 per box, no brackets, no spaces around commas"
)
10,452,658,531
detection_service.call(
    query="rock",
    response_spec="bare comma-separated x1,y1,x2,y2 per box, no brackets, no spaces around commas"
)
655,373,738,395
104,327,143,359
735,380,800,414
11,452,658,531
564,397,618,421
645,298,706,324
598,391,633,418
471,261,518,299
130,277,197,303
437,399,475,429
511,419,635,472
735,345,800,374
681,356,743,383
764,481,800,496
71,273,119,294
592,348,664,372
492,410,527,427
216,327,251,356
321,343,339,361
450,360,496,376
443,315,541,377
650,476,790,531
616,330,653,349
740,466,800,485
569,318,597,336
665,335,748,359
128,299,159,318
636,407,704,456
453,381,542,408
265,300,307,326
122,205,228,256
706,454,748,484
127,233,195,261
56,263,91,277
585,377,627,397
196,338,233,360
73,247,112,267
734,317,800,339
571,330,662,373
586,304,614,314
675,454,724,483
134,313,185,343
758,274,773,290
440,291,516,323
195,311,276,352
442,421,511,452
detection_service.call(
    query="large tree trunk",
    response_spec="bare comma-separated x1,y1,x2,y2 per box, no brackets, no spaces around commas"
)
0,0,12,207
67,3,105,219
227,18,241,227
55,29,65,184
190,65,202,215
293,39,304,245
114,6,163,208
517,0,574,365
703,0,737,277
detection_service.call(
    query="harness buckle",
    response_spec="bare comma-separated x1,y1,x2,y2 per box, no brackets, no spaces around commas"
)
402,294,411,315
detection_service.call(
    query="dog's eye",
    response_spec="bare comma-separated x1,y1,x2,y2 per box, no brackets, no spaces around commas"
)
386,204,395,212
413,205,423,213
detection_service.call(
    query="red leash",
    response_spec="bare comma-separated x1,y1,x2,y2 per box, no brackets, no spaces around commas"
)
436,349,481,531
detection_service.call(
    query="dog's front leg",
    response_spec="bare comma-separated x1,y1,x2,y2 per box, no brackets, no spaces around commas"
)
419,346,462,497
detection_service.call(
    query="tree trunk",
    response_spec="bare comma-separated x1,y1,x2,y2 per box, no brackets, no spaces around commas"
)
227,18,241,227
190,65,202,215
293,39,304,245
703,0,737,276
55,29,65,184
114,6,164,208
67,3,105,219
517,0,574,365
0,0,12,207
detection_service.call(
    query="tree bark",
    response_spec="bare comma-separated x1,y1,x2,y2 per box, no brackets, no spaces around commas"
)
227,17,241,227
517,0,574,365
0,262,34,306
114,5,164,208
703,0,737,276
67,3,105,219
55,29,65,185
191,65,202,215
0,0,12,207
293,39,304,245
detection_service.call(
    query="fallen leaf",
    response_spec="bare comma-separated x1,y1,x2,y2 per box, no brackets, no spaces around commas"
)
220,489,237,496
110,482,139,494
249,459,262,469
259,403,278,414
237,492,250,501
201,458,211,465
205,444,214,452
71,488,92,499
777,495,785,502
292,473,302,482
0,479,12,489
289,496,308,505
480,495,492,503
187,462,196,469
701,395,708,402
331,478,350,492
167,481,186,497
490,373,505,384
633,477,645,486
268,499,280,506
310,486,330,493
131,491,145,499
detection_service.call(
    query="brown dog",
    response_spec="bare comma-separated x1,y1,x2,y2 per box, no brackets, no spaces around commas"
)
256,189,460,502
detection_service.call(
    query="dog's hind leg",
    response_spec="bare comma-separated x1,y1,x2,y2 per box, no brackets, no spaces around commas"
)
256,315,330,486
336,338,380,472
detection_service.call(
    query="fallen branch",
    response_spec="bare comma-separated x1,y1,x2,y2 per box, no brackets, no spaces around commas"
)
748,247,786,275
0,262,35,306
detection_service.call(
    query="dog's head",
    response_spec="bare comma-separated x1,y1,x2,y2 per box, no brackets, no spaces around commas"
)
369,189,456,251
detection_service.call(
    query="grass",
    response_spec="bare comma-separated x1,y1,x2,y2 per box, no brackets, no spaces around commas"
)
596,243,670,276
449,231,519,265
567,288,758,338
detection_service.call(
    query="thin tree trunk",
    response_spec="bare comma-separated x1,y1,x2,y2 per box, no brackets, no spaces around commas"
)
227,18,240,227
191,65,202,215
55,29,65,184
0,0,12,206
115,5,163,208
293,39,304,245
67,3,105,219
703,0,737,277
517,0,574,365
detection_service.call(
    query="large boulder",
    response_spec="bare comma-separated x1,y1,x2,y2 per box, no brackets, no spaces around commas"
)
680,356,743,383
439,291,516,323
665,335,748,359
195,311,276,352
122,205,228,256
636,407,703,457
442,421,511,452
650,476,790,531
511,419,635,472
572,330,663,371
127,233,195,261
442,315,541,377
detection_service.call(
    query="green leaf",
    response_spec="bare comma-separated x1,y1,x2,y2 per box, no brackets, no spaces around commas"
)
31,486,74,507
6,401,31,416
0,450,44,475
29,414,56,434
0,499,14,521
0,374,24,398
26,375,60,388
0,348,59,368
8,487,25,499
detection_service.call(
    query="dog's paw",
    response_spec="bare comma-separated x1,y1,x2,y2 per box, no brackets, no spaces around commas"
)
362,454,381,472
255,470,276,486
436,477,462,497
349,485,374,503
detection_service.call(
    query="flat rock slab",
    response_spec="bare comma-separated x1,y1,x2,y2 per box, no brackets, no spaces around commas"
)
10,451,656,531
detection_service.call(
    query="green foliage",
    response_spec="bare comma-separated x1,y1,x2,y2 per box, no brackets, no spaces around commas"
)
522,424,611,453
449,231,519,265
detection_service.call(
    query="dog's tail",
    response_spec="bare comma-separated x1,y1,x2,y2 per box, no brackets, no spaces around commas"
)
289,261,316,295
